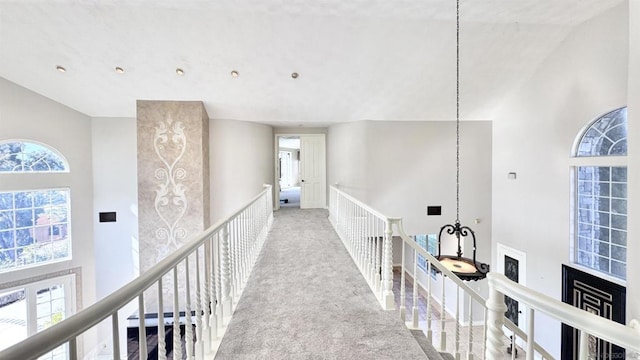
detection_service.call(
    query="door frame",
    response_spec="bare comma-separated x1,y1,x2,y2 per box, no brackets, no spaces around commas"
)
274,133,327,210
497,243,527,332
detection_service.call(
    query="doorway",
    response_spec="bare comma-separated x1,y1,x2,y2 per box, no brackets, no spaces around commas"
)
0,274,75,359
274,134,326,210
277,136,301,209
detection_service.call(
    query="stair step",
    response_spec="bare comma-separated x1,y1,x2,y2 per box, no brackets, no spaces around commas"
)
410,329,444,360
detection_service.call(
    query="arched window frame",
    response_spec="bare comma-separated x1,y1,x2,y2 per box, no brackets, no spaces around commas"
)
0,140,70,173
570,107,627,282
0,140,72,273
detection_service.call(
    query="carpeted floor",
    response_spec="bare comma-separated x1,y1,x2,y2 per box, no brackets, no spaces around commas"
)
279,186,300,208
215,208,428,360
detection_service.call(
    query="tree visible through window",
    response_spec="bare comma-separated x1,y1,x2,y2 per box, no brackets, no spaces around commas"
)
574,107,627,280
0,190,71,271
0,141,68,172
0,140,71,272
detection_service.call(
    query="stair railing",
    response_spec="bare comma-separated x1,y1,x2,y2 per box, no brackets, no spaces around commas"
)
393,221,555,360
0,184,274,360
486,272,640,360
329,184,556,359
329,184,396,310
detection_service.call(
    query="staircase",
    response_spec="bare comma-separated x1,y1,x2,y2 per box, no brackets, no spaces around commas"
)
328,184,640,360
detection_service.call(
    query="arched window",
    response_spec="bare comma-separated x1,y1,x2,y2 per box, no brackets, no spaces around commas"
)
573,107,627,280
0,141,71,272
0,141,69,172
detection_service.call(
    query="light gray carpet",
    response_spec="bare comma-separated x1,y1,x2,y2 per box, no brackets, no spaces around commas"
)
215,208,428,360
279,186,300,208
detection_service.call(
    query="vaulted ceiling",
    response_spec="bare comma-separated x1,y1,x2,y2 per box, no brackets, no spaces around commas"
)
0,0,624,126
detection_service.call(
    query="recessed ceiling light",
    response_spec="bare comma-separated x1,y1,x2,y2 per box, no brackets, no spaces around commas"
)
115,67,124,74
231,70,239,78
56,65,66,73
176,68,185,76
291,72,299,79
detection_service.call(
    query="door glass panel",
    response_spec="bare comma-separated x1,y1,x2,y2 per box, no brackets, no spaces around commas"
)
0,288,27,351
36,283,67,360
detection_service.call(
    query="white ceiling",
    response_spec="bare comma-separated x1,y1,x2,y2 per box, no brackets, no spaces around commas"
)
0,0,623,127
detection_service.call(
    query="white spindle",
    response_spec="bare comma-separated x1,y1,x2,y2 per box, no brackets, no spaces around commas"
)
138,294,147,359
426,261,433,343
579,329,590,360
69,338,78,360
400,239,406,321
221,223,232,315
526,307,534,360
482,308,488,358
216,234,224,329
185,257,194,359
158,279,167,360
239,215,244,288
203,242,211,354
455,286,460,359
209,236,218,341
231,219,237,298
366,213,372,284
412,248,419,329
173,267,182,360
440,274,447,352
374,220,381,293
511,330,517,360
195,248,204,359
467,294,473,360
111,312,120,360
356,206,361,268
484,287,506,359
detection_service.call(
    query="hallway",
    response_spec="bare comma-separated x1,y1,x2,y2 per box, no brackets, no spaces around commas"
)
215,208,427,359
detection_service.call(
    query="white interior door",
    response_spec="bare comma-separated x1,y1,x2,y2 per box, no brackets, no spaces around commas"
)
300,134,326,209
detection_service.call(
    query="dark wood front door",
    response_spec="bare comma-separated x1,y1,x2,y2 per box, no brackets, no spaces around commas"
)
561,265,626,359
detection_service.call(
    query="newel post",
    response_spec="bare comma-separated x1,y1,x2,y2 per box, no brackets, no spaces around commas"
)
485,273,507,359
381,219,395,310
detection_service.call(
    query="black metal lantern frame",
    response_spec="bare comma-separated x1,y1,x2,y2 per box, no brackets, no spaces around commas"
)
434,0,489,282
437,221,489,281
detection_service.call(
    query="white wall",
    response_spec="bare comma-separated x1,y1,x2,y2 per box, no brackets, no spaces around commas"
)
0,77,96,308
492,4,628,356
210,118,274,222
329,120,492,243
626,0,640,324
91,117,139,299
327,121,369,201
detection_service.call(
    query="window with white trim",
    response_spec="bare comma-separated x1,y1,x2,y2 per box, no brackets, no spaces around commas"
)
0,141,71,272
573,107,627,280
415,234,437,271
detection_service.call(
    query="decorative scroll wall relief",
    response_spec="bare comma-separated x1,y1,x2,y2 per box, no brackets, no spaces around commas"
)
137,100,210,311
153,115,188,256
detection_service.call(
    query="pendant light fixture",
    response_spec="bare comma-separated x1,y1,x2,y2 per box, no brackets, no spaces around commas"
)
436,0,489,281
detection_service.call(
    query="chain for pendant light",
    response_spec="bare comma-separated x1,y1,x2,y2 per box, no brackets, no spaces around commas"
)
455,0,460,224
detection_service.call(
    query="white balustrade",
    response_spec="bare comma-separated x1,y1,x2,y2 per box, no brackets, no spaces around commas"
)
0,185,274,360
328,185,640,360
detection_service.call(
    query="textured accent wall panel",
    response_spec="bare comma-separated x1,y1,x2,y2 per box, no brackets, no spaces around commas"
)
137,100,210,310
